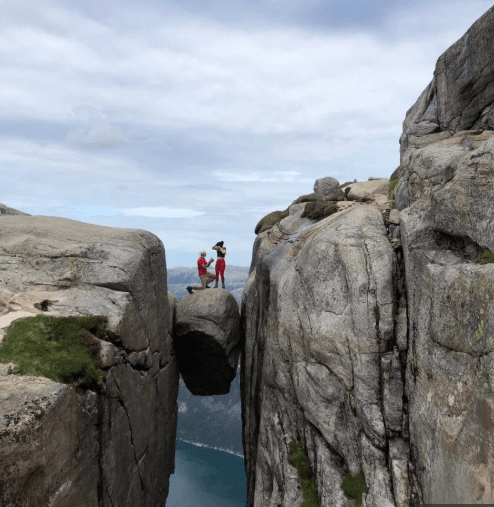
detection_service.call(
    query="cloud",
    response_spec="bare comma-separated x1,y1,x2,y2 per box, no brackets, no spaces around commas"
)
65,115,130,149
1,0,493,268
0,2,466,137
214,170,303,182
65,205,121,217
65,204,205,219
118,207,205,218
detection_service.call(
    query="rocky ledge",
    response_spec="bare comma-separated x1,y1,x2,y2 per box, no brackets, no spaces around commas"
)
0,214,179,507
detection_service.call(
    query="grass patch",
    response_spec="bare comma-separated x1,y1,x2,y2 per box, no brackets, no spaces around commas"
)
255,208,290,234
292,193,318,205
342,473,368,507
0,314,109,389
389,177,398,200
301,201,338,221
473,249,494,264
288,441,319,507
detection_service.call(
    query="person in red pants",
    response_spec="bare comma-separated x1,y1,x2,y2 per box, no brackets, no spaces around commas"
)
212,241,227,288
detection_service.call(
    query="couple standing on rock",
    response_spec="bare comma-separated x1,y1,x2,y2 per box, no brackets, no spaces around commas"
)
186,241,227,294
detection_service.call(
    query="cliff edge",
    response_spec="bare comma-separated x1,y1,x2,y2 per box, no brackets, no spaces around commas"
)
0,214,179,507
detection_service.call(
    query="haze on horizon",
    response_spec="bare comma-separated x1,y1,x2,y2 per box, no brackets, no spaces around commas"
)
1,0,492,268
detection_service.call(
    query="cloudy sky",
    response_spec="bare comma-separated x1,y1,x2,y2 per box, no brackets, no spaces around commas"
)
1,0,492,268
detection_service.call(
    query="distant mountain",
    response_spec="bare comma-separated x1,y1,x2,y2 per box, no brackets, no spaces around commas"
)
167,265,249,304
167,265,250,284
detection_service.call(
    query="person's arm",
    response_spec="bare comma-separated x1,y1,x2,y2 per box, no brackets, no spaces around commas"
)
212,245,219,251
220,247,226,255
207,258,214,267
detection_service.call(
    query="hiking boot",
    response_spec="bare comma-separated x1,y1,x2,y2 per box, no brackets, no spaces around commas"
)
186,286,193,294
214,281,218,288
206,285,211,289
222,283,226,289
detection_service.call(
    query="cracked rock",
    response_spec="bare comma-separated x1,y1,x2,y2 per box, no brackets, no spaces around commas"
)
0,213,179,507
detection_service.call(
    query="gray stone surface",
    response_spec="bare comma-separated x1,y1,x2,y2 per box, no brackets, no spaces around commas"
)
240,8,494,507
313,176,344,201
381,351,403,433
0,215,179,507
395,298,408,351
0,368,99,506
392,6,494,503
401,204,494,504
175,288,240,395
389,209,400,225
399,6,494,158
241,201,406,507
345,179,389,201
388,438,410,507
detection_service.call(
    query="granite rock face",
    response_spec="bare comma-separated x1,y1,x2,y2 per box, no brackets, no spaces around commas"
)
0,365,100,507
174,288,241,395
313,176,344,201
395,75,494,507
390,6,494,504
0,215,179,507
399,5,494,160
345,178,389,202
241,8,494,496
241,194,414,507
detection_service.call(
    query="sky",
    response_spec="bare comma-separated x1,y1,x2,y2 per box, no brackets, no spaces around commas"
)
1,0,493,268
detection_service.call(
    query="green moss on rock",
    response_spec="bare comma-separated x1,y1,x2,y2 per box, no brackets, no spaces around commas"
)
255,195,341,235
255,209,290,234
0,314,109,389
389,177,398,200
288,441,319,507
342,473,368,507
292,193,318,205
473,249,494,264
302,201,338,221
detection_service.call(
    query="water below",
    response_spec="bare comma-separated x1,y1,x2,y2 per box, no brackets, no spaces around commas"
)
167,440,247,507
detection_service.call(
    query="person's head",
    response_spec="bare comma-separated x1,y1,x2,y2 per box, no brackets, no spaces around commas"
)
215,241,224,247
200,250,206,257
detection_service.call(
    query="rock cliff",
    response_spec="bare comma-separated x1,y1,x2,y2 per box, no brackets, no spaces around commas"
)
0,215,179,507
241,186,412,507
240,5,494,506
2,6,494,507
394,5,494,504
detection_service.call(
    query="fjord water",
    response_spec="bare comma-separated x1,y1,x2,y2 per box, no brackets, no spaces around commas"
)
167,440,247,507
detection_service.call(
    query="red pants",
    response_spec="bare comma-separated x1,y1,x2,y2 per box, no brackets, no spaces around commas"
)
215,259,225,281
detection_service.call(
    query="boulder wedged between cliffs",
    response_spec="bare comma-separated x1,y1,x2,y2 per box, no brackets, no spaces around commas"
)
174,288,241,396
